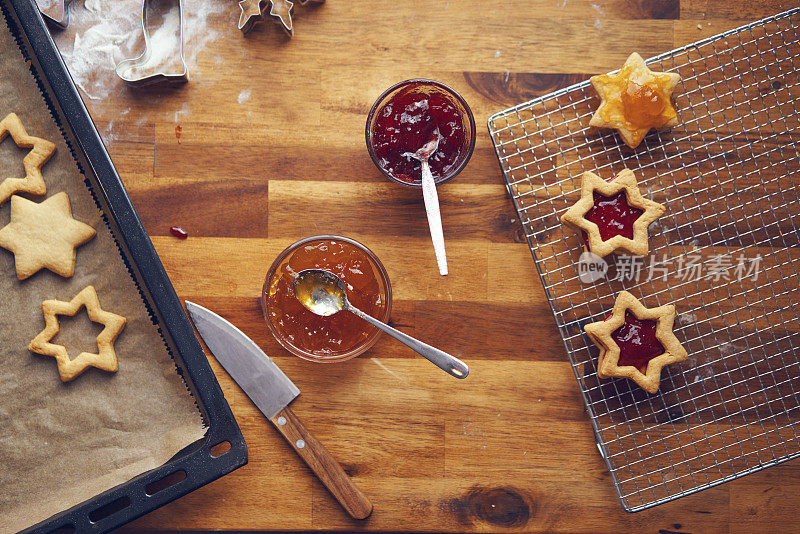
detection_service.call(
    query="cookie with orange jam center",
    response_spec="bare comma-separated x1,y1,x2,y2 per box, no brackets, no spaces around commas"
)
590,52,681,149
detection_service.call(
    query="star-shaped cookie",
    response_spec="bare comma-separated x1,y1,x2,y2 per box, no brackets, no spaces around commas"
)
560,169,665,257
584,291,688,394
589,52,681,149
0,192,96,280
0,112,56,205
29,285,126,382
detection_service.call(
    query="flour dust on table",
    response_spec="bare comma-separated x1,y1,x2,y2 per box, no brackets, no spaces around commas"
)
55,0,231,100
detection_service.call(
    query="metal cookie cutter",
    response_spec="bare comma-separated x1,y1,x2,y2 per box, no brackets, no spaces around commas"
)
37,0,72,29
237,0,265,33
268,0,294,36
116,0,188,86
238,0,324,36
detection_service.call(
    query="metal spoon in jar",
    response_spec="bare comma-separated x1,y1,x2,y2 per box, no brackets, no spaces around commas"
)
402,129,448,276
292,269,469,379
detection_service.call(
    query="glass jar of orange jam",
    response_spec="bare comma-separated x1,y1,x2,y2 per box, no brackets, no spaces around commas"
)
262,236,392,362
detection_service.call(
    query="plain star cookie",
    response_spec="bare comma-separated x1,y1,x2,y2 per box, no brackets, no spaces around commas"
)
29,285,126,382
589,52,681,149
584,291,688,394
0,112,55,205
0,192,96,280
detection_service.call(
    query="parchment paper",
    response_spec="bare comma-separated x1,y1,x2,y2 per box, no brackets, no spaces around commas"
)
0,14,205,533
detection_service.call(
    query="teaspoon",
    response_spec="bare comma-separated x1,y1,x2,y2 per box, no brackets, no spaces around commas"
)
402,129,448,276
292,269,469,379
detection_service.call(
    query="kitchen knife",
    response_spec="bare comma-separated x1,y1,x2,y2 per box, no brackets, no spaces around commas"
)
185,301,373,520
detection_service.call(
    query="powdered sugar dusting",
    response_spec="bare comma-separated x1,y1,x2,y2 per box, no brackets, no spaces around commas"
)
173,101,191,122
56,0,230,101
118,6,183,80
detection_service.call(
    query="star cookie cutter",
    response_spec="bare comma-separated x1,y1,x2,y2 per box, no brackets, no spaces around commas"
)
268,0,295,35
589,52,681,149
238,0,265,33
584,291,688,394
560,169,665,257
29,286,126,382
238,0,324,36
0,112,55,206
37,0,73,29
116,0,188,86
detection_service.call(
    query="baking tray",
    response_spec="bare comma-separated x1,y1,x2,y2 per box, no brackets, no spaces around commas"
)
2,0,248,531
488,10,800,512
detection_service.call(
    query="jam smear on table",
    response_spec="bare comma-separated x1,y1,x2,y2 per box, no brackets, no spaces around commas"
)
170,226,188,239
584,190,644,242
267,240,386,358
371,86,465,184
611,310,665,371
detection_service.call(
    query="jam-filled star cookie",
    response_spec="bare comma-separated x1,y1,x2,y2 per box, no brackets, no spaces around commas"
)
0,112,55,205
584,291,688,394
29,285,126,382
0,192,96,280
560,169,665,257
589,52,681,149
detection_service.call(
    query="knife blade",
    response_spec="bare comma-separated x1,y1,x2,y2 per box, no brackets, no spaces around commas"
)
185,301,373,520
186,300,299,418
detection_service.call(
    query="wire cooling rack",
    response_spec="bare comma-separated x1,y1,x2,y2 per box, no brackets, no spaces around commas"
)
488,9,800,512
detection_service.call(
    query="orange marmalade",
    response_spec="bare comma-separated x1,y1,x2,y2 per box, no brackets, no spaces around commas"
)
263,237,391,362
598,64,677,131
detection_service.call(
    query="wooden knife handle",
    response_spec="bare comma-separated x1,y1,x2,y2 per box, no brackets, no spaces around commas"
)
270,406,373,520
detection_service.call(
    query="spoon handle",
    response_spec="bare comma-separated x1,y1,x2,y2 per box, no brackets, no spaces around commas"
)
347,305,469,379
421,159,448,276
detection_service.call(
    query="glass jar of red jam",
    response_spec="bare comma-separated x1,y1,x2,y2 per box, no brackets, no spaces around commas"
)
262,236,392,363
365,79,476,187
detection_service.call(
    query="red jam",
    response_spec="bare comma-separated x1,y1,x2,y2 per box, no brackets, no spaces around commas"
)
265,239,388,360
611,310,665,371
584,190,644,242
170,226,188,239
370,86,465,184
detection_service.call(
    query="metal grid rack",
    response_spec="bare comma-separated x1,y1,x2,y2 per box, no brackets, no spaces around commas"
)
488,9,800,512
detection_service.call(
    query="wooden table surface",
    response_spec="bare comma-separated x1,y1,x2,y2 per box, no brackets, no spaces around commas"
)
62,0,800,532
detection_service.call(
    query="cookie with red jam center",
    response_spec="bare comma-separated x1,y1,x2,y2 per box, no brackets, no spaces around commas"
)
561,168,665,257
584,291,688,394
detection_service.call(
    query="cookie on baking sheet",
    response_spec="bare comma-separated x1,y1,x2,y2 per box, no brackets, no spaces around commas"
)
0,112,55,205
584,291,688,394
560,168,665,258
589,52,681,149
0,192,96,280
29,285,127,382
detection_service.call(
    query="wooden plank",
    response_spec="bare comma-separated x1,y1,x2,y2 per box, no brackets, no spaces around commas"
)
128,470,314,530
730,462,800,534
154,236,492,301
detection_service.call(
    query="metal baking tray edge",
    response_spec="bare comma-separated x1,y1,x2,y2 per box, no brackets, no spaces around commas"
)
3,1,248,532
